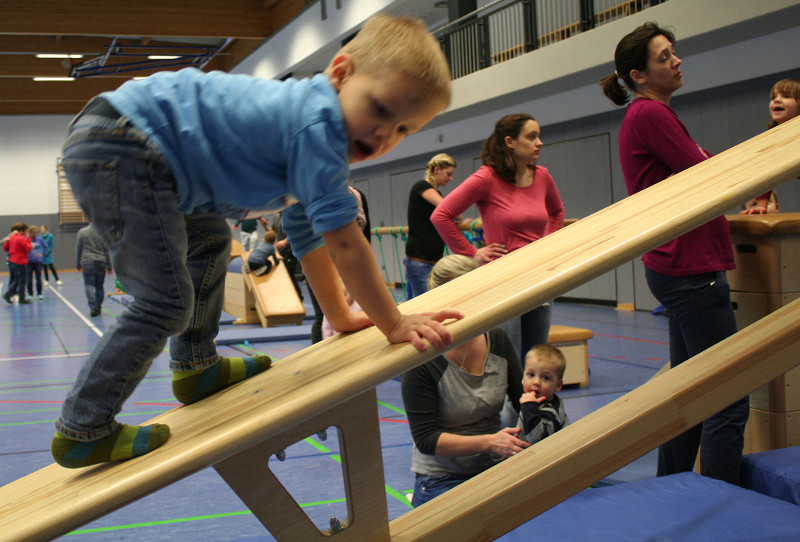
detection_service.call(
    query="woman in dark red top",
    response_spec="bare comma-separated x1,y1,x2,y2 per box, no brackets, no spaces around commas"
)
600,22,748,485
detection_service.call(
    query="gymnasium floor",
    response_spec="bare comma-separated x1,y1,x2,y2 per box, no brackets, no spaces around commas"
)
0,271,669,541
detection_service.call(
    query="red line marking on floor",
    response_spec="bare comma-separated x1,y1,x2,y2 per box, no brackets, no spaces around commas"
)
133,402,182,407
645,357,665,361
379,418,408,424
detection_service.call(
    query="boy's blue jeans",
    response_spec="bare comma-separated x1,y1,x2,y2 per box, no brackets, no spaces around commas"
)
81,262,106,310
56,111,231,441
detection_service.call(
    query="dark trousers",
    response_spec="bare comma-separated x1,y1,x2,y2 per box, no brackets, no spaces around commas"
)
43,263,60,282
307,283,324,344
81,262,107,311
27,261,43,295
6,261,27,299
646,268,749,485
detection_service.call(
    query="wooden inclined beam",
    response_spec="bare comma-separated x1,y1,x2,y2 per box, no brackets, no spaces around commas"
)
0,116,799,540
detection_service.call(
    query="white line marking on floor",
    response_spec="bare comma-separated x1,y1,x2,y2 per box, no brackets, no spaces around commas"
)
0,352,91,363
48,286,104,338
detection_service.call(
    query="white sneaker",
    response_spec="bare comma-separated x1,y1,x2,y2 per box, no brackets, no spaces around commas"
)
43,281,50,287
38,294,44,300
56,280,63,286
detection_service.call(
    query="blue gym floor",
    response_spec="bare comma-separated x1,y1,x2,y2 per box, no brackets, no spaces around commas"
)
0,271,669,540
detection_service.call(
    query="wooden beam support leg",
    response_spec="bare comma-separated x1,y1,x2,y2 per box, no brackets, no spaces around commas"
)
213,388,390,541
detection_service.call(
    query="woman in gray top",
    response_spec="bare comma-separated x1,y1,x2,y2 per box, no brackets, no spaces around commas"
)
401,255,528,507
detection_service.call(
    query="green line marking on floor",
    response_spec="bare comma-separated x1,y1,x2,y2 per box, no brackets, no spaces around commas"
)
377,399,406,416
65,497,349,536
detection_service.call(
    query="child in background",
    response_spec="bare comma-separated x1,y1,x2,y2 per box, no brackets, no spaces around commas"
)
245,229,280,276
53,14,460,468
518,344,569,444
39,225,62,286
2,223,31,305
26,226,46,300
741,191,779,214
740,77,800,214
232,218,260,251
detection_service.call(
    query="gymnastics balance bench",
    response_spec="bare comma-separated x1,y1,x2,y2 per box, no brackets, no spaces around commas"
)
223,253,305,327
548,325,592,387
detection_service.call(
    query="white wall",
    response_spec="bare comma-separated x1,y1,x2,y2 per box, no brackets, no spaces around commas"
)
0,115,72,216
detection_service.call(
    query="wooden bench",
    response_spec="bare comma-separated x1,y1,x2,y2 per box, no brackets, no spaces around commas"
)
548,325,592,387
241,251,305,327
222,265,261,324
223,250,305,327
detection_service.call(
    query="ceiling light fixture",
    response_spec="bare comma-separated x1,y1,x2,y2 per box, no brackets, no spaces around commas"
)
33,76,75,81
147,55,181,60
35,54,84,59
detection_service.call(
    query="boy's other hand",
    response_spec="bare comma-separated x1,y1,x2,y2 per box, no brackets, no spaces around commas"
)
387,310,464,351
333,310,373,333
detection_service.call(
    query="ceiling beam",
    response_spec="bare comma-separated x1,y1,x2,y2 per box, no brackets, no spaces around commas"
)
0,0,312,39
0,100,86,115
0,77,125,102
0,34,225,54
212,38,265,68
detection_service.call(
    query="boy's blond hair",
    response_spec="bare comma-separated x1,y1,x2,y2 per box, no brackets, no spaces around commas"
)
334,14,452,108
526,344,567,379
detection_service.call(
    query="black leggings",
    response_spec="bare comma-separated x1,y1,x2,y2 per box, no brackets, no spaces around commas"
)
43,263,59,282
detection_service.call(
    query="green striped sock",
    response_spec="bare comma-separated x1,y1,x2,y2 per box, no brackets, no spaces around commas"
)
51,423,170,469
172,355,272,405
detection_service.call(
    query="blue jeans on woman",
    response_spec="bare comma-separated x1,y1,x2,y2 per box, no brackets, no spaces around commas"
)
412,472,474,507
645,268,749,485
405,258,435,300
56,110,231,441
501,302,553,364
4,261,27,301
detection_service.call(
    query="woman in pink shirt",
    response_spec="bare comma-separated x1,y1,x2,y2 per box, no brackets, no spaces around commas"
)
431,114,564,360
600,22,748,486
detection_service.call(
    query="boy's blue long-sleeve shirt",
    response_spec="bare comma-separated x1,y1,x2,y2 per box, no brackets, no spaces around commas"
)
103,68,359,259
